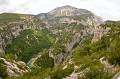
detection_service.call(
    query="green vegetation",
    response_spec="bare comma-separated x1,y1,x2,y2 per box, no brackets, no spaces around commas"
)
102,21,120,65
7,64,74,79
4,21,120,79
79,67,113,79
71,21,120,79
0,13,27,22
7,68,51,79
6,29,54,62
50,64,74,79
72,39,114,79
35,52,54,68
1,11,120,79
0,59,7,78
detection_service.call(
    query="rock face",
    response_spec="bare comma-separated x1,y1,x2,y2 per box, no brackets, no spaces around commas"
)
0,22,28,50
36,5,105,48
48,5,91,17
37,5,103,30
37,5,100,19
36,5,108,66
112,72,120,79
0,58,30,77
0,13,44,51
64,72,78,79
0,6,116,79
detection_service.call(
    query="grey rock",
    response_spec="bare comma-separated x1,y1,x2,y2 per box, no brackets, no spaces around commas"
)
0,58,30,77
112,72,120,79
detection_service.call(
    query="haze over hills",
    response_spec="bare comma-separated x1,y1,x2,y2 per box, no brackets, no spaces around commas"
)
0,5,120,79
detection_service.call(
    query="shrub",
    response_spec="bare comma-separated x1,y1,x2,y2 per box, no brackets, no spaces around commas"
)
35,53,54,68
81,67,113,79
50,64,74,79
0,62,7,78
6,29,53,62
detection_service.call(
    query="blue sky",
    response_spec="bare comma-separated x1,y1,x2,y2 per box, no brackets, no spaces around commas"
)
0,0,120,20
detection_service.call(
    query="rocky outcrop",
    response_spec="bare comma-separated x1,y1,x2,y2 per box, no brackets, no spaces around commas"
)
0,14,44,50
37,5,104,66
0,22,28,49
64,72,78,79
112,72,120,79
48,5,92,17
65,33,81,52
92,26,110,42
0,58,30,77
37,5,103,35
37,5,92,20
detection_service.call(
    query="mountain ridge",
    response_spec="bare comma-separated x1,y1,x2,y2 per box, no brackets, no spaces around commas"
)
37,5,102,22
0,5,120,79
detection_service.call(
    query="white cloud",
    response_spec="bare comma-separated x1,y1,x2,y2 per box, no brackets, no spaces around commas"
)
0,0,120,20
0,0,8,5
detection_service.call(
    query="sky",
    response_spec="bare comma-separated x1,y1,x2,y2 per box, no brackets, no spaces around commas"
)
0,0,120,21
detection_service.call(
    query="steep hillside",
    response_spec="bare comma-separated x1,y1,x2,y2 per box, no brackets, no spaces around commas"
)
5,21,120,79
0,13,45,50
6,29,54,63
0,5,120,79
37,5,103,34
36,6,106,66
